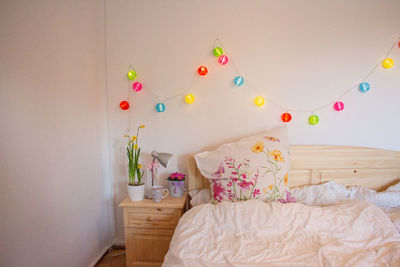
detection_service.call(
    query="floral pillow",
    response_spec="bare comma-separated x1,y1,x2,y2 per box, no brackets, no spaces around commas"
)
194,127,292,203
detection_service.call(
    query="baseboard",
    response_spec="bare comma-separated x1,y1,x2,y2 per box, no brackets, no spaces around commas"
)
111,236,125,247
88,239,116,267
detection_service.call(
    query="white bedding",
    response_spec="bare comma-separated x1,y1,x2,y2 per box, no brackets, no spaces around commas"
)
189,182,400,233
163,200,400,266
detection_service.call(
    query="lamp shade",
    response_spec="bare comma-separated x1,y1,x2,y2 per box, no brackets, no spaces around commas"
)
151,151,173,168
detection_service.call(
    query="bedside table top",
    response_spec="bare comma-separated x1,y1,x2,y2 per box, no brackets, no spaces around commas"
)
119,193,187,209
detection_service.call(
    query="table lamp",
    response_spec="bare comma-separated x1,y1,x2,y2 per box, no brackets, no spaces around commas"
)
145,151,173,198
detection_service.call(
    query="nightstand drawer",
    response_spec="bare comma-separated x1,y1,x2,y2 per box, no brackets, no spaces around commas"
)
126,207,182,229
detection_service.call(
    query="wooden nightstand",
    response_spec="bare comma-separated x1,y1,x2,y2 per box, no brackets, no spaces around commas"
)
119,193,187,267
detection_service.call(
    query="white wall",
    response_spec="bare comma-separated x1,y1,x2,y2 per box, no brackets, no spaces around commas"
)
106,0,400,243
0,1,114,266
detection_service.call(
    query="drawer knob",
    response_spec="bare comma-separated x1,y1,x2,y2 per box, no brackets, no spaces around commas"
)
147,216,152,221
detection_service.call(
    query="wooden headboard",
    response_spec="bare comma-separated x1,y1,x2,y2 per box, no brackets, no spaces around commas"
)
188,146,400,192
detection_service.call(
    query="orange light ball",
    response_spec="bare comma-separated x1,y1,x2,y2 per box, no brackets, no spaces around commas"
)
281,112,292,122
120,101,129,110
198,66,208,76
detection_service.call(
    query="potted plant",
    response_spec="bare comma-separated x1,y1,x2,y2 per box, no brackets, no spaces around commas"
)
167,172,186,197
125,124,145,201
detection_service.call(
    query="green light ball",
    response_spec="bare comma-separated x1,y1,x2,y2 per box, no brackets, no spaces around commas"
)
308,115,319,125
213,47,224,57
127,71,137,80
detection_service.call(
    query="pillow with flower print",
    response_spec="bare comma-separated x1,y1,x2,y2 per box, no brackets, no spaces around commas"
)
194,127,292,203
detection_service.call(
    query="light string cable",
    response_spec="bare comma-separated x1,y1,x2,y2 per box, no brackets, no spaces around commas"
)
219,37,400,114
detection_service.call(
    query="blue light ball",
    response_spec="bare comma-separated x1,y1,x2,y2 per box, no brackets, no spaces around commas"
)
234,76,244,87
156,102,165,112
359,82,370,93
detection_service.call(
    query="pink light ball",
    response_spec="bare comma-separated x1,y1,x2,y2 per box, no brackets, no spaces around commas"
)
132,82,142,92
334,101,344,111
218,55,228,65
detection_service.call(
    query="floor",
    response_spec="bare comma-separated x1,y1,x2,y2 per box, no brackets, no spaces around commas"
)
95,248,126,267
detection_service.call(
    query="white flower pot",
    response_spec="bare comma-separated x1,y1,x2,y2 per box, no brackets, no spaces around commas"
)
127,184,145,201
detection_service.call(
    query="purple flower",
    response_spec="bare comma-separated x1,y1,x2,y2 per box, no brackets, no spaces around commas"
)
277,190,296,204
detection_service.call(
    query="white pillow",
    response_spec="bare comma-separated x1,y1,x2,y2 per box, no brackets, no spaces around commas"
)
387,181,400,192
194,127,290,203
290,182,350,206
349,181,400,208
291,181,400,208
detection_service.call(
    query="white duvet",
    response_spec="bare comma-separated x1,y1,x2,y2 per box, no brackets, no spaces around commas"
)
163,200,400,266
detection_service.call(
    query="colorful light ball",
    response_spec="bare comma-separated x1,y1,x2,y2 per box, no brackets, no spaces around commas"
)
127,71,137,80
308,115,319,125
359,82,370,93
398,40,400,48
334,101,344,111
132,82,142,92
155,103,165,112
120,101,129,110
382,58,394,69
218,55,228,65
281,112,292,122
213,47,224,57
185,94,195,104
234,76,244,87
198,66,208,76
254,96,265,107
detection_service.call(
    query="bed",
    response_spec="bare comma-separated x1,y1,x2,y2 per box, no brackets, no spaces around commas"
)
163,146,400,266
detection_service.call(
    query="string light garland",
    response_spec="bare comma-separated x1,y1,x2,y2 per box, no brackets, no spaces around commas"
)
127,71,136,80
382,58,394,69
218,55,229,65
120,100,129,110
333,101,344,111
281,112,292,122
120,37,399,127
234,76,244,86
185,94,195,104
132,82,142,92
155,102,165,112
308,115,319,125
213,47,224,57
254,96,265,107
359,82,370,93
198,66,208,76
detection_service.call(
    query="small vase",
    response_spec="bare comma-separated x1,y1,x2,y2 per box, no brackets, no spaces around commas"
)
168,181,184,197
127,184,145,201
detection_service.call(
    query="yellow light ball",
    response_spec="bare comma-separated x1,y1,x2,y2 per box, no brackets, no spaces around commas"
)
254,96,265,107
382,58,394,69
185,94,195,104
